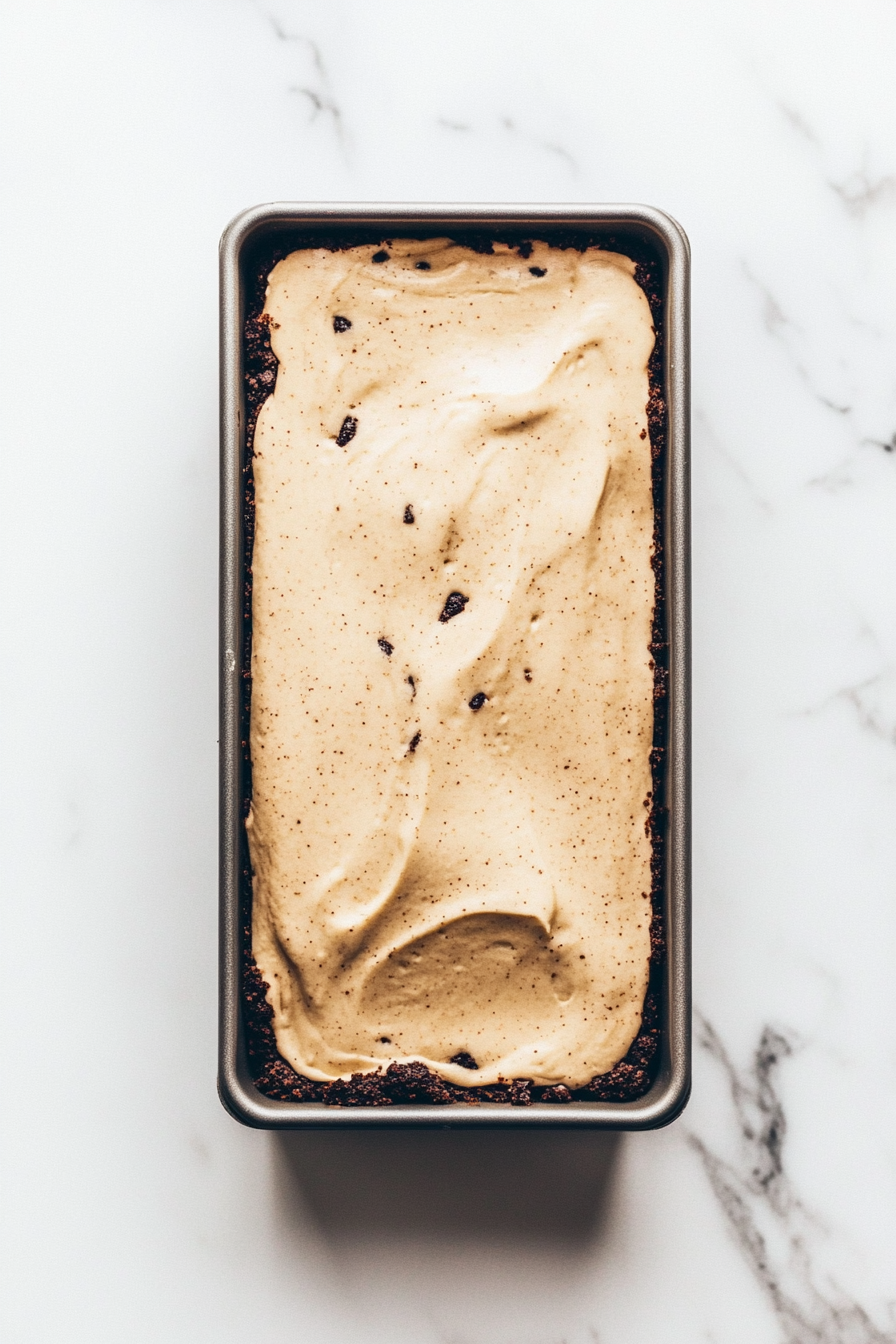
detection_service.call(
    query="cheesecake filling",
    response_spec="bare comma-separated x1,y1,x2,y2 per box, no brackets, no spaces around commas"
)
247,238,656,1088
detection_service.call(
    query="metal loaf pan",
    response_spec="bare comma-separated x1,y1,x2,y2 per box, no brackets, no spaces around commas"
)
219,203,690,1129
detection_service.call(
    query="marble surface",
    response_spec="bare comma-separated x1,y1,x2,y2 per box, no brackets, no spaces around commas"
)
2,1,896,1341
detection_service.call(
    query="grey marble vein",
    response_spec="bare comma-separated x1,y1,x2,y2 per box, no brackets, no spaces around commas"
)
499,114,579,174
829,170,896,218
840,670,896,747
864,432,896,453
696,408,774,513
434,110,578,174
692,1016,896,1344
774,90,896,220
776,100,821,147
267,11,347,151
741,262,853,416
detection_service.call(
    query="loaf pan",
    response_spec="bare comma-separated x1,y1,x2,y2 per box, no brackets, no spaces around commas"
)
219,202,690,1128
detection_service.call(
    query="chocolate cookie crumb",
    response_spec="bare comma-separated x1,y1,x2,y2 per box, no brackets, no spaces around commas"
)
529,266,547,277
468,692,487,711
372,249,390,263
381,1061,454,1105
336,415,358,446
378,638,394,656
451,1051,479,1070
439,591,468,622
415,260,431,270
407,730,422,754
541,1084,573,1103
333,315,352,332
509,1079,533,1106
326,1070,392,1107
523,668,533,681
403,504,415,524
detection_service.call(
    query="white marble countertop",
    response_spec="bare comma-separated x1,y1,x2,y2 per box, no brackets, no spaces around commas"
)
3,2,896,1341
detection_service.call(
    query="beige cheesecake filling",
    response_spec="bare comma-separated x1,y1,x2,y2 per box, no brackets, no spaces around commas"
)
247,238,656,1088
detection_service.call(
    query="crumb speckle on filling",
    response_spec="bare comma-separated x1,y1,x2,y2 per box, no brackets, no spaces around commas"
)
438,591,468,623
336,415,358,446
450,1051,479,1070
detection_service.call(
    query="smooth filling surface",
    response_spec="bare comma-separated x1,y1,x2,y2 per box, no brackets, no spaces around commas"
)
247,238,656,1088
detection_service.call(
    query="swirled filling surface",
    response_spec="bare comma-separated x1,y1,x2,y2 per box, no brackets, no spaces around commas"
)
248,238,655,1088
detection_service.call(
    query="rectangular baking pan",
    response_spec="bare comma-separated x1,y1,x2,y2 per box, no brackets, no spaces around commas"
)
219,203,690,1128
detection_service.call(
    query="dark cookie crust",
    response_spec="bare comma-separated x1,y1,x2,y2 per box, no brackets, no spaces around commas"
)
239,231,669,1107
